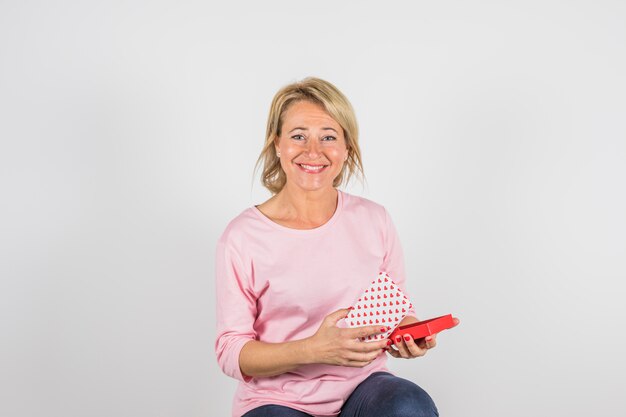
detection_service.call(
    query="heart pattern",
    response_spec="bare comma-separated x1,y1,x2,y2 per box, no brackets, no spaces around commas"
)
344,272,413,342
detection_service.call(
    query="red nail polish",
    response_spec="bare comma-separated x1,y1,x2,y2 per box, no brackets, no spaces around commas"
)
395,336,402,342
380,327,386,332
387,339,393,346
404,335,411,341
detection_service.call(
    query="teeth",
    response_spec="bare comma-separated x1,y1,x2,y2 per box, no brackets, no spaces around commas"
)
300,164,325,170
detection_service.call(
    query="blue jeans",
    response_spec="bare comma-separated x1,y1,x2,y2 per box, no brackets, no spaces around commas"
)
241,371,439,417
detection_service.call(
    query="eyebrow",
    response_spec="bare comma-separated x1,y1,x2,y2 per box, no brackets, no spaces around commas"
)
289,127,338,133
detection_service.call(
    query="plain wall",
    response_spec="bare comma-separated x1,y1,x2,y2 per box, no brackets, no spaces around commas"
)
1,1,625,416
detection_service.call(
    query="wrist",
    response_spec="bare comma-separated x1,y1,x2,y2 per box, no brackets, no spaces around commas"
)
297,337,317,365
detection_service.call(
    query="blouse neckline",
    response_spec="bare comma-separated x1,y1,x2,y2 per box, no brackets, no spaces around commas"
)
251,189,344,235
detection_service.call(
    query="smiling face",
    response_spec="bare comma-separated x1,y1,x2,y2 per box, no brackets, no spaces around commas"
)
275,100,349,193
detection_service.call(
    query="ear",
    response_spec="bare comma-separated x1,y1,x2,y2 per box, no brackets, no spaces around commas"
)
274,136,280,154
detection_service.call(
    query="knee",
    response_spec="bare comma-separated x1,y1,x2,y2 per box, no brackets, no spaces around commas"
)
381,379,439,417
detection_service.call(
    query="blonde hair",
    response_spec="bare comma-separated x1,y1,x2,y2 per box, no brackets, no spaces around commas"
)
254,77,365,195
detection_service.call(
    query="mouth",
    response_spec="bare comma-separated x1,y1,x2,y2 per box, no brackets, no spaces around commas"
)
296,163,329,174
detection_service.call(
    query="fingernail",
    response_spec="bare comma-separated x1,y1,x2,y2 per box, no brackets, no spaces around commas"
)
387,339,393,346
425,336,432,341
380,327,386,332
395,336,402,342
404,335,411,341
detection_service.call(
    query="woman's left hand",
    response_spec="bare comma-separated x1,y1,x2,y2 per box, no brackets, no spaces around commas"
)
386,333,438,359
386,317,459,359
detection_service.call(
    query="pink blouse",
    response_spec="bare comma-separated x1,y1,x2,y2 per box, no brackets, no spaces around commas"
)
215,190,415,417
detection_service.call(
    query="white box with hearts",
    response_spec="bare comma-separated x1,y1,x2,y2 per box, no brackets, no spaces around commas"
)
344,271,414,342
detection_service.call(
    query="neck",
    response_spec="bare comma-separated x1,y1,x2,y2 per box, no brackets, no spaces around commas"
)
275,185,338,223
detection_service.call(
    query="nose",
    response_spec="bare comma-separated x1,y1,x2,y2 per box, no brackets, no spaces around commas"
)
305,139,321,158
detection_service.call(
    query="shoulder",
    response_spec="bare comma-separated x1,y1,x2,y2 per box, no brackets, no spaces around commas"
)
216,207,259,248
340,190,389,224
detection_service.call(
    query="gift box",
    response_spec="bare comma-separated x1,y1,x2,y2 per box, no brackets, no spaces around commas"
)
344,271,413,342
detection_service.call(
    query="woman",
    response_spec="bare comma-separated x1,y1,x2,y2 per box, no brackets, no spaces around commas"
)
215,77,457,417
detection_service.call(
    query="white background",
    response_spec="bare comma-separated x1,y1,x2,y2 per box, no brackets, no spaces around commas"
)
1,1,625,416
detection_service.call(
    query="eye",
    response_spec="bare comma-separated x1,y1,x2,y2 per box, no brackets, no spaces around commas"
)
322,136,337,141
291,134,305,141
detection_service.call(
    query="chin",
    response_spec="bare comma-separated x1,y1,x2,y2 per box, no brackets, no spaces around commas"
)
289,179,334,193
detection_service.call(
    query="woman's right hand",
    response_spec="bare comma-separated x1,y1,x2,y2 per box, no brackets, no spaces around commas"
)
305,308,389,367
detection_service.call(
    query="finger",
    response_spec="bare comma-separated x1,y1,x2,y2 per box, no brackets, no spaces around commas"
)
424,335,437,349
393,335,410,358
348,325,387,340
385,345,401,358
377,340,395,355
344,349,384,364
325,308,353,325
452,317,460,327
344,359,375,368
349,339,388,353
417,335,437,350
403,334,428,357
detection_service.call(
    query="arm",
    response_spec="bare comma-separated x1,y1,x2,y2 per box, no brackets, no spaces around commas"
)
215,239,260,382
383,221,461,359
215,239,388,380
239,308,390,378
381,208,417,318
379,208,459,358
239,339,311,378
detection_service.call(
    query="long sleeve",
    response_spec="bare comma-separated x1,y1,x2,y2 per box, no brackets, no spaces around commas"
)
214,239,256,383
381,208,417,317
213,192,424,417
